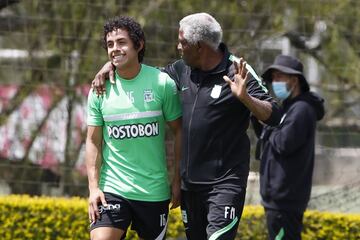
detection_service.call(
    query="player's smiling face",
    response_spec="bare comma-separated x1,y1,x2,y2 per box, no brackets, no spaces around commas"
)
106,28,141,70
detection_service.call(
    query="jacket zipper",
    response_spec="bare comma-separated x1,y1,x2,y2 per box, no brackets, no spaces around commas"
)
186,79,202,180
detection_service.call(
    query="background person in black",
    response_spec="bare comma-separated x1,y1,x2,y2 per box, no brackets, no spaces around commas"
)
92,13,281,240
254,55,325,240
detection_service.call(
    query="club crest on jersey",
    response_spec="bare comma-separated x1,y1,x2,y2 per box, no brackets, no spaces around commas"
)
210,84,222,99
144,89,154,102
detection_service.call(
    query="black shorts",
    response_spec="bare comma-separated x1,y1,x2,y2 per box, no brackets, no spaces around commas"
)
181,184,246,240
90,192,170,240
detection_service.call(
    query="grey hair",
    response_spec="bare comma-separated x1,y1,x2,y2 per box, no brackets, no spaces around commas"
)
179,13,223,50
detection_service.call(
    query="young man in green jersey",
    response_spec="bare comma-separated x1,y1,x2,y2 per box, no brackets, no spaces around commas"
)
86,16,182,240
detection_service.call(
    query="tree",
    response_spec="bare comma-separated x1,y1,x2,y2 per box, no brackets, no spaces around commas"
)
0,0,358,196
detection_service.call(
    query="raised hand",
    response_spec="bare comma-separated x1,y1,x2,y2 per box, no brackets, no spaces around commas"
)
223,58,249,101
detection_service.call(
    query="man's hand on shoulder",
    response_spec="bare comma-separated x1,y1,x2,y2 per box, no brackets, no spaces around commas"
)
91,61,115,95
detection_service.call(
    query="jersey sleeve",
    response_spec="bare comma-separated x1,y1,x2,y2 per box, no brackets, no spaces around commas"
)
162,75,182,122
87,89,104,126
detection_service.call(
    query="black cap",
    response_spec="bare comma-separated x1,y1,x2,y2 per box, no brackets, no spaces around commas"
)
262,55,310,92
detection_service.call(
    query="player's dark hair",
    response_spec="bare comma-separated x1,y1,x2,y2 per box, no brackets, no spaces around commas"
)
102,16,145,62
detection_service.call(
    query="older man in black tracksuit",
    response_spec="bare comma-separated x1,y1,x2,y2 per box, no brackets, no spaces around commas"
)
254,55,325,240
162,13,282,240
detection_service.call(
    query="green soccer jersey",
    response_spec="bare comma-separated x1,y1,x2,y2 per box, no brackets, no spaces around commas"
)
87,64,181,201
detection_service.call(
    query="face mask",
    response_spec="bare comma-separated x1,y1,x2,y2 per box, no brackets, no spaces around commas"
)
272,82,291,100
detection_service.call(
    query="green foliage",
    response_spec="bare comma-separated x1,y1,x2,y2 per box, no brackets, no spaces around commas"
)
1,195,360,240
237,205,267,240
2,0,359,108
303,211,360,240
0,195,88,240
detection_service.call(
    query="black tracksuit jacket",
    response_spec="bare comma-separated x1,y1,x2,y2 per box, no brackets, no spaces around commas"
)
163,43,281,191
258,92,325,212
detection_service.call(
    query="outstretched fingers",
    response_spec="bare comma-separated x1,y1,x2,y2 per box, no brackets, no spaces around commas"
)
241,61,248,79
235,59,248,80
224,56,250,100
223,75,232,84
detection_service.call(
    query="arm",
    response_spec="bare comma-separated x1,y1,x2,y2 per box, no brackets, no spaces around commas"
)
241,94,272,121
91,61,115,95
86,125,107,223
224,59,272,121
161,73,182,208
92,60,183,94
166,118,182,209
224,59,281,124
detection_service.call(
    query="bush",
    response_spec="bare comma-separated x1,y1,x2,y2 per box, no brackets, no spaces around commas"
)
0,195,359,239
302,210,360,240
0,195,88,240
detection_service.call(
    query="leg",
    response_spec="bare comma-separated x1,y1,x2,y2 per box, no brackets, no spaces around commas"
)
181,190,208,240
206,184,246,240
265,209,304,240
265,209,283,240
90,227,124,240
